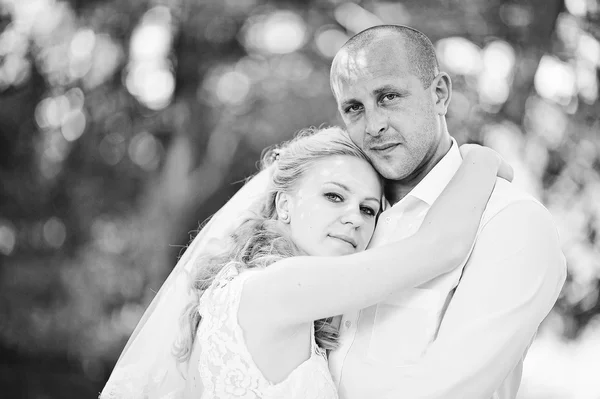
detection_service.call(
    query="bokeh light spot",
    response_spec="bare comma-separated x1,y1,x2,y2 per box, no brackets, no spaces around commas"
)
130,22,171,61
526,97,568,149
577,34,600,67
243,11,307,54
0,220,17,256
0,24,28,56
126,62,175,110
576,62,599,104
35,98,52,129
70,29,96,59
499,3,533,28
128,132,161,171
436,37,482,76
99,133,127,166
556,13,581,51
483,41,515,79
215,70,251,105
91,218,127,254
36,95,69,128
315,28,349,59
65,87,85,110
478,76,510,106
43,129,69,163
534,55,576,105
43,217,66,248
61,110,86,142
83,33,124,89
565,0,587,17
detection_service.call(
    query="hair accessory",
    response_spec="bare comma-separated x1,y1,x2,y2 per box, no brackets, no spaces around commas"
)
270,148,282,164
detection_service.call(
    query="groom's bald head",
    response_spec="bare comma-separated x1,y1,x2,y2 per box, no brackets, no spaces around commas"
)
331,25,440,89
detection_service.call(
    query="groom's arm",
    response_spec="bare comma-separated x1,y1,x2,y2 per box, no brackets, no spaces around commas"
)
383,200,566,399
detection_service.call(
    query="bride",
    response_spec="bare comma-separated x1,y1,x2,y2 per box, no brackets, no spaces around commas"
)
101,126,512,398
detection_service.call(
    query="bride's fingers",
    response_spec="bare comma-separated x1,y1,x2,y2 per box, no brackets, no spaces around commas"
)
459,143,514,182
497,159,514,182
458,143,481,159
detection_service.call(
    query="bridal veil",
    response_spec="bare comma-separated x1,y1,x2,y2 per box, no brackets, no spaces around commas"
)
100,166,272,398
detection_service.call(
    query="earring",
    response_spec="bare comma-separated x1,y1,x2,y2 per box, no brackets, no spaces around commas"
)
280,213,289,223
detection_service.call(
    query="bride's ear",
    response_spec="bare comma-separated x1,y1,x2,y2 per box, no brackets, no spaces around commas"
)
275,191,291,223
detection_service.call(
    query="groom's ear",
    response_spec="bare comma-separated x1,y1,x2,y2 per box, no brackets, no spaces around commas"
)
275,191,291,223
431,72,452,116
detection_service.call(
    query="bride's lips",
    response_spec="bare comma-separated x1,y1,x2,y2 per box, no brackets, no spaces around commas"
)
328,234,357,248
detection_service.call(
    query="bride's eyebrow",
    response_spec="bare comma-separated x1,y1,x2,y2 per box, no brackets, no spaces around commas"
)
323,181,349,191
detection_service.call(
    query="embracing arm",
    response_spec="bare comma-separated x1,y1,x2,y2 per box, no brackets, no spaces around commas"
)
242,148,504,327
381,200,567,399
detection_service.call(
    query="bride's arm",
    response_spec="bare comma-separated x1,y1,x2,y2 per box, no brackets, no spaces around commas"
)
241,147,502,328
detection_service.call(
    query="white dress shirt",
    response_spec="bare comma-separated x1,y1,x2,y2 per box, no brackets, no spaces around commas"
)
328,140,566,399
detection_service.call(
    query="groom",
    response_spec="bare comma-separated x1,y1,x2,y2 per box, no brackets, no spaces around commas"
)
328,25,566,399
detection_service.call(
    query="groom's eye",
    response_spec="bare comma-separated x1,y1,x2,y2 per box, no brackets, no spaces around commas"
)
345,104,363,114
381,93,399,102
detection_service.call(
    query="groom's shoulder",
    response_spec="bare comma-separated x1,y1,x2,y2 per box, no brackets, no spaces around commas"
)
481,178,547,227
489,178,540,205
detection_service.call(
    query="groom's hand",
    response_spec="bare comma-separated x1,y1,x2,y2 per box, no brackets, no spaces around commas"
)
459,143,514,182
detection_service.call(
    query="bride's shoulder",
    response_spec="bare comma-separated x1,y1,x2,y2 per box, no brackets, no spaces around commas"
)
214,263,264,288
202,263,259,306
213,262,241,287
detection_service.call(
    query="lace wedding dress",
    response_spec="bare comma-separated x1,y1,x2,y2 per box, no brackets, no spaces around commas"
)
194,263,339,399
101,167,338,398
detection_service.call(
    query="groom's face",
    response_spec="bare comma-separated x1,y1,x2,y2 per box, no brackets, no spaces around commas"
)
331,38,443,181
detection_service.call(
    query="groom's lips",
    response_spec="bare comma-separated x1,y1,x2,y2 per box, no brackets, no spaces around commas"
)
370,143,400,152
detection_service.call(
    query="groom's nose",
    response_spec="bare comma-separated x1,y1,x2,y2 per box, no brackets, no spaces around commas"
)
364,109,387,137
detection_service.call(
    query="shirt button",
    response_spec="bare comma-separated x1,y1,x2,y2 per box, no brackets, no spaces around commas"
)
385,217,391,223
344,320,352,328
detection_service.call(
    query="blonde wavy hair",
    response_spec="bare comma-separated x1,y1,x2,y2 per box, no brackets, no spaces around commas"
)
173,126,378,362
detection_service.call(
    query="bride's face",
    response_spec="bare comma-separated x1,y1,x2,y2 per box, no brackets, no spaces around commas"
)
281,155,382,256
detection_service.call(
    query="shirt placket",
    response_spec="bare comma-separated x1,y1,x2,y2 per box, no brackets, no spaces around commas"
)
333,199,427,388
330,209,403,386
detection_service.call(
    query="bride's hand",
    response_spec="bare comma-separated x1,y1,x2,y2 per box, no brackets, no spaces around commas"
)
459,143,514,182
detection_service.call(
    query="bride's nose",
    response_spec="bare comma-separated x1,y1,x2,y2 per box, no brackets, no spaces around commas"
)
339,206,363,227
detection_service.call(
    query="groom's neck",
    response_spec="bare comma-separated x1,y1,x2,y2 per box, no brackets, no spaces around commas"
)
384,135,452,205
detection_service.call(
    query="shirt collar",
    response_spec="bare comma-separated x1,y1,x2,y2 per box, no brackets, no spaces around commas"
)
389,138,462,209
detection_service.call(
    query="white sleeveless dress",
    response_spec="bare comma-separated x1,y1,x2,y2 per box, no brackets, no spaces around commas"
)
196,263,338,399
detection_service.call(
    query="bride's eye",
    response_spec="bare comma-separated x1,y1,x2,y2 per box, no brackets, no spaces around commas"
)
360,206,376,217
324,192,343,202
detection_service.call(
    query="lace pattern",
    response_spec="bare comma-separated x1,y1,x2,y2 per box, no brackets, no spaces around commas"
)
100,362,183,399
196,263,338,399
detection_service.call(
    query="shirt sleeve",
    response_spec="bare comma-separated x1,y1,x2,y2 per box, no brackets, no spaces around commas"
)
383,200,567,399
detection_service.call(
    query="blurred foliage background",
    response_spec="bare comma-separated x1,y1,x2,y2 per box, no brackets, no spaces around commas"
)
0,0,599,398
